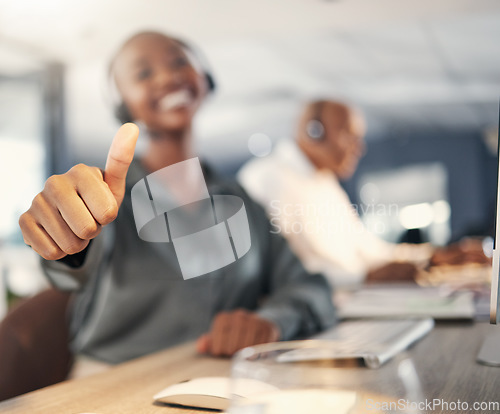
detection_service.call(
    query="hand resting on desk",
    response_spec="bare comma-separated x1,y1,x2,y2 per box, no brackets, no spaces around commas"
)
430,238,491,267
366,237,491,283
366,262,419,283
197,309,281,357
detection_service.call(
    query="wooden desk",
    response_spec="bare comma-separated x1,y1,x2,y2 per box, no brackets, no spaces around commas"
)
0,323,499,414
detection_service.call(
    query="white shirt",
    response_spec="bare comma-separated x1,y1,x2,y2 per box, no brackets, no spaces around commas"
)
238,140,431,286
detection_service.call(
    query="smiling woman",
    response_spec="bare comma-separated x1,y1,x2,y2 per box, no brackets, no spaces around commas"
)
12,30,336,392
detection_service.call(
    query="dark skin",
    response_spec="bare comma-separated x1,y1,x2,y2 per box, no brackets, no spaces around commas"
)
111,33,203,170
365,262,419,284
20,32,279,357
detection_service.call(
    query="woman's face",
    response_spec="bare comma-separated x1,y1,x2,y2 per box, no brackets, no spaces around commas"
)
112,34,208,132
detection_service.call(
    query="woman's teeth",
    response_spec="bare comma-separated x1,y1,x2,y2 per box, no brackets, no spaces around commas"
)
158,89,193,111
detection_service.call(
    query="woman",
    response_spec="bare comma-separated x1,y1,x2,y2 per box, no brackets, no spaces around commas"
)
18,32,335,366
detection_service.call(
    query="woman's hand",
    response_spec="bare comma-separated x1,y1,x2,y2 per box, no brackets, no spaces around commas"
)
197,309,281,357
19,123,139,260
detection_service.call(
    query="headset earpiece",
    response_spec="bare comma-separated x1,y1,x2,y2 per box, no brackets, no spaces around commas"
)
306,101,326,141
306,120,325,141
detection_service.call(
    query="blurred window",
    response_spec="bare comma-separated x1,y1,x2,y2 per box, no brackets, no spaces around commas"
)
0,64,65,305
0,77,45,244
358,163,450,246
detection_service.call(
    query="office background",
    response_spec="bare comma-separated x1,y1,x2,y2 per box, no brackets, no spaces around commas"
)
0,0,499,305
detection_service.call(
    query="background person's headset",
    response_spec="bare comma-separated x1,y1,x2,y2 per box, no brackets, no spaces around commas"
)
110,36,216,124
306,101,326,142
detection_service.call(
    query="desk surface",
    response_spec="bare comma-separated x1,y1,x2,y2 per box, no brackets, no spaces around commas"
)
1,322,499,414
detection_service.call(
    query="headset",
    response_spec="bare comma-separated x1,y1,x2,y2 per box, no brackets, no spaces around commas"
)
305,101,326,142
110,36,216,124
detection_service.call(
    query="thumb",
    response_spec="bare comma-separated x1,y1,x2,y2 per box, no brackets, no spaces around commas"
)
104,123,139,206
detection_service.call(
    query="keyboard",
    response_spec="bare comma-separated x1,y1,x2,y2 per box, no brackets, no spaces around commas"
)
277,318,434,368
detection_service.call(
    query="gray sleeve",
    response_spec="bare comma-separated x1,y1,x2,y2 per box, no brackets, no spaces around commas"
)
41,225,114,291
256,231,337,340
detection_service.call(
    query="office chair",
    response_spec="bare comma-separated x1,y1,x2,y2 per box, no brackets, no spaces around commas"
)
0,289,73,401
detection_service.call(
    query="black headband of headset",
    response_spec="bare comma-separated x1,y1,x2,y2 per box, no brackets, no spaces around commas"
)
172,37,216,93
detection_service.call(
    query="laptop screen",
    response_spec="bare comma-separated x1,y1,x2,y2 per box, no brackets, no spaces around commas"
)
490,102,500,324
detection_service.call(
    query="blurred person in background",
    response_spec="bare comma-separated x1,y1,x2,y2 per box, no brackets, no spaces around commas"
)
3,32,335,400
238,100,489,286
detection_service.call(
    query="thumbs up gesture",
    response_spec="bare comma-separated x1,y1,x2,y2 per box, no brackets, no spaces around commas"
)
19,123,139,260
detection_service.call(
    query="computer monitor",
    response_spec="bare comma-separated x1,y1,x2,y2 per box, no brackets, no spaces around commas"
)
477,104,500,366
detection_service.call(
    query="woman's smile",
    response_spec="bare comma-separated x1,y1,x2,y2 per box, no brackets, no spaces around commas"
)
156,87,197,112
